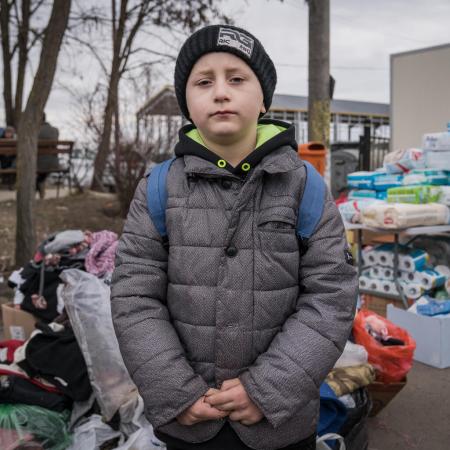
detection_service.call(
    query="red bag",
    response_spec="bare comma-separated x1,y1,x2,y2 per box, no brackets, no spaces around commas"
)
353,309,416,383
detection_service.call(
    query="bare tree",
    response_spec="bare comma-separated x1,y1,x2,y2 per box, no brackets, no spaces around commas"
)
15,0,71,266
307,0,330,146
0,0,46,127
81,0,231,191
0,0,14,125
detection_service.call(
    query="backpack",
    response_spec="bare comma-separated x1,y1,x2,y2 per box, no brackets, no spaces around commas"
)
146,157,326,252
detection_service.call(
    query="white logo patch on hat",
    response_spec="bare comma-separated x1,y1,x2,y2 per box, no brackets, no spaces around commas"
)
217,27,254,58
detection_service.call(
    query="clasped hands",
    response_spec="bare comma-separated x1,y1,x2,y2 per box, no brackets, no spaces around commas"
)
176,378,264,427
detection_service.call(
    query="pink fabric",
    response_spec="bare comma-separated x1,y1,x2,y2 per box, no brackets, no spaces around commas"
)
85,231,118,277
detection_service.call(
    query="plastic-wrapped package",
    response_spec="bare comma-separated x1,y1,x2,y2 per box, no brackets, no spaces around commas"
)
66,414,122,450
438,186,450,206
361,202,449,228
422,132,450,151
409,168,448,185
338,199,384,224
0,403,72,450
69,420,164,450
334,341,368,368
68,396,164,450
347,171,376,189
373,173,403,191
348,189,377,200
424,150,450,170
383,148,425,173
387,185,441,204
60,269,137,421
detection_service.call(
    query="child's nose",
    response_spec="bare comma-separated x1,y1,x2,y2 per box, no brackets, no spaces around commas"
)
213,79,231,101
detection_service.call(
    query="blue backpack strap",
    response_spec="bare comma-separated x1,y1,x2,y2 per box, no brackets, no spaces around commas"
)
146,157,176,238
296,160,327,245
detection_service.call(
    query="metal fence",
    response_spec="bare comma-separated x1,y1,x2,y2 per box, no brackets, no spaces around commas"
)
368,136,390,170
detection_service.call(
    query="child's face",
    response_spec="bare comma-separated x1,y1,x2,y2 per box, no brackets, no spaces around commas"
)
186,52,266,145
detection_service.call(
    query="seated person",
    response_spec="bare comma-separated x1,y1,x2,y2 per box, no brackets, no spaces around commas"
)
0,126,16,169
0,126,17,188
37,113,59,198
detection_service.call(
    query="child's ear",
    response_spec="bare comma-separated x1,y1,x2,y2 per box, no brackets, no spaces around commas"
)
260,104,266,114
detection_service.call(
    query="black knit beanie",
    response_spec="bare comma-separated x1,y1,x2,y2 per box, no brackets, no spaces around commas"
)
174,25,277,121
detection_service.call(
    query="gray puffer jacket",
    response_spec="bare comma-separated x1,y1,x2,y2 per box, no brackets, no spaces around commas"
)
111,135,358,449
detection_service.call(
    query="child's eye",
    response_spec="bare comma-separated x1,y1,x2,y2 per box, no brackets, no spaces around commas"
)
230,77,244,84
197,79,211,86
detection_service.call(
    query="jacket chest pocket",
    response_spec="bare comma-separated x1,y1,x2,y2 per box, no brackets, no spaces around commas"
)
257,210,296,232
256,210,299,253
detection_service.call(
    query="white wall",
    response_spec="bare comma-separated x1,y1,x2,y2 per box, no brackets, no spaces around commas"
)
391,44,450,151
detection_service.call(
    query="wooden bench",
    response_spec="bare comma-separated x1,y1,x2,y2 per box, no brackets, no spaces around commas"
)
0,139,74,197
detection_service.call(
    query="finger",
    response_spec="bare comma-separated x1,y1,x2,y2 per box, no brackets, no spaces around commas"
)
177,412,197,426
204,388,237,407
220,378,241,391
205,388,220,397
214,401,236,411
196,401,229,420
200,406,229,420
240,418,256,426
229,410,247,422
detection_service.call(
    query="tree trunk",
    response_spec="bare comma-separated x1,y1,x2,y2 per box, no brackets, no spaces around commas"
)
15,0,71,267
91,71,120,191
307,0,330,146
91,0,127,191
0,0,14,126
14,0,31,127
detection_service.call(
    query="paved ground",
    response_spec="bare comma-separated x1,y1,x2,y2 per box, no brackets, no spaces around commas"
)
367,361,450,450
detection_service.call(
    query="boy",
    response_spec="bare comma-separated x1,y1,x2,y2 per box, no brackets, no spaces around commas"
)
111,25,358,450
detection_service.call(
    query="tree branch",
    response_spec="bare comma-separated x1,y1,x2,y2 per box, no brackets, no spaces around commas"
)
66,33,109,76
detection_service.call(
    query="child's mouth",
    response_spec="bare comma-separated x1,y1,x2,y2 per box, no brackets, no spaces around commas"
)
212,110,237,117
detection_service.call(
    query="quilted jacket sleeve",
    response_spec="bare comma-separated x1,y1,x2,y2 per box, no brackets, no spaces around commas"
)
111,178,209,428
240,190,358,429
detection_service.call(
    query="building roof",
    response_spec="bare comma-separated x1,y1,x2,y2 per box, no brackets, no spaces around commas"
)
271,93,389,117
391,42,450,59
137,85,180,118
137,86,390,118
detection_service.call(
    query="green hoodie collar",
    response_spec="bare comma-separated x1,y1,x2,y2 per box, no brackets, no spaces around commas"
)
186,123,287,149
175,118,298,178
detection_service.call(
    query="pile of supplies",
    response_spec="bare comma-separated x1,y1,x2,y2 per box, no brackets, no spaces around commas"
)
352,309,415,384
318,341,373,450
2,229,163,450
338,127,450,228
317,308,416,449
359,244,449,300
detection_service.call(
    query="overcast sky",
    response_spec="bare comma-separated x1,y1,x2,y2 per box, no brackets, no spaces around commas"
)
1,0,450,139
222,0,450,102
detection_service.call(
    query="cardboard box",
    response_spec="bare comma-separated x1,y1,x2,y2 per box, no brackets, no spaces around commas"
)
387,304,450,369
346,229,395,246
360,294,405,318
367,378,407,416
1,303,37,341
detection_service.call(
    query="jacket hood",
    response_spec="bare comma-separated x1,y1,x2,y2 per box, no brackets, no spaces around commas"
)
174,119,298,178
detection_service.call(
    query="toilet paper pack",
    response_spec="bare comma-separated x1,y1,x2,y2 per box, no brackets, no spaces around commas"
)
380,280,400,296
370,266,394,280
402,282,425,300
398,248,430,272
415,268,447,290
